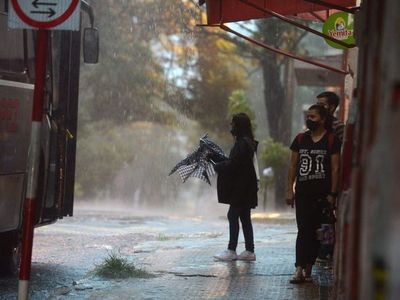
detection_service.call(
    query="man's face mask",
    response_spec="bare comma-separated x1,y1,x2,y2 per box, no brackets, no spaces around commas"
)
306,119,320,131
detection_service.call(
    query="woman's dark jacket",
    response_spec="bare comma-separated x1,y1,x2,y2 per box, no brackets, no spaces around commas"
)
214,137,258,209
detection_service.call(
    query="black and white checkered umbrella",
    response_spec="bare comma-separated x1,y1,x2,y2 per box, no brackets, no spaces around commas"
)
169,134,227,185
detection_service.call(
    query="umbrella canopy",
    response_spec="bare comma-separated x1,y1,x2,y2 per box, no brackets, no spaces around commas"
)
169,134,227,185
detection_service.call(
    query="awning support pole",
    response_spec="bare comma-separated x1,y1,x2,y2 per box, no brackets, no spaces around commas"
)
218,23,349,75
239,0,356,49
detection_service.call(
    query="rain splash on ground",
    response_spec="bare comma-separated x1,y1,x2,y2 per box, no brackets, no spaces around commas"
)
0,204,333,299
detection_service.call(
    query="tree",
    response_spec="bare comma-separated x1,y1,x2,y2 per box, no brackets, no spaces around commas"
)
75,121,184,204
80,1,168,125
187,30,248,135
227,90,256,122
255,19,306,146
76,0,250,201
257,19,304,207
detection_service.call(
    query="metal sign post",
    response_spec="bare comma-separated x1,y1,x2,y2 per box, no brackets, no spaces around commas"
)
7,1,81,299
18,29,48,300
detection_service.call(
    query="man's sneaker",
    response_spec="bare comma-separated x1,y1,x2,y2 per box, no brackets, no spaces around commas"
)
237,250,256,261
213,250,237,261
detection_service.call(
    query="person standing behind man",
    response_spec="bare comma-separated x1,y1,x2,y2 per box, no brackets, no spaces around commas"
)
286,105,341,283
316,91,345,264
316,91,345,143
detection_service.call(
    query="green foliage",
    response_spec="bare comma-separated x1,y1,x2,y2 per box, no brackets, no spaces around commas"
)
227,90,256,122
76,1,252,199
75,121,131,196
188,31,248,134
94,252,154,279
79,0,249,134
79,0,199,126
261,138,290,169
260,138,290,186
157,233,172,241
75,121,183,203
156,233,183,241
80,2,163,124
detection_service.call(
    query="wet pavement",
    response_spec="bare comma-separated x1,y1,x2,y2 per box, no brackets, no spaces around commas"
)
0,207,333,299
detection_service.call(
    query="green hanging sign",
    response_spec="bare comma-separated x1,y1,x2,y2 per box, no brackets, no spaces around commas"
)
323,12,355,49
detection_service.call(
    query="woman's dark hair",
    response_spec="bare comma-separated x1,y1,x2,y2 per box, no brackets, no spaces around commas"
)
308,104,333,131
231,112,254,140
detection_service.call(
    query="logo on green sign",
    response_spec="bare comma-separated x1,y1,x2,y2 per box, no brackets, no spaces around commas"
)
323,12,355,49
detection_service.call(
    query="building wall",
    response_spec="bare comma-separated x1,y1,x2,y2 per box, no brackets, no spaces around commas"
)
338,0,400,299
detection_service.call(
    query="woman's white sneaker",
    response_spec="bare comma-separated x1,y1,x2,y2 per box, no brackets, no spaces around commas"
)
213,250,237,261
237,250,256,261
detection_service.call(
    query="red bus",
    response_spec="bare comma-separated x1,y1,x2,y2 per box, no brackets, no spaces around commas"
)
0,0,98,275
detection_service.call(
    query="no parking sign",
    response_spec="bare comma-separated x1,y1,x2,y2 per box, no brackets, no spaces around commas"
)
8,0,81,30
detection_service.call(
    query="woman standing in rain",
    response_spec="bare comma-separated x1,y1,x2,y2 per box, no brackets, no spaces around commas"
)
286,104,341,283
212,113,258,261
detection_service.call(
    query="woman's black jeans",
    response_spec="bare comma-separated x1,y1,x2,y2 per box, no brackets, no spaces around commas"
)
295,195,322,268
227,205,254,253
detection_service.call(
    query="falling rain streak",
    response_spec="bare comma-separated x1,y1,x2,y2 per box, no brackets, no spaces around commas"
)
77,0,341,213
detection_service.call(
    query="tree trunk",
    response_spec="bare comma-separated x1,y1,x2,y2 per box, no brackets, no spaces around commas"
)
261,57,291,144
259,20,295,210
261,58,290,209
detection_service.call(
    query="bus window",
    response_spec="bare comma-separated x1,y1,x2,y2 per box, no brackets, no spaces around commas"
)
0,0,35,82
0,13,25,74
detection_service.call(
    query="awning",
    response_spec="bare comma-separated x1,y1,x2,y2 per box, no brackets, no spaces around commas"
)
203,0,357,24
198,0,358,74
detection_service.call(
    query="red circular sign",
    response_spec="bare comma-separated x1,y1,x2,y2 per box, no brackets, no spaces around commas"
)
11,0,80,29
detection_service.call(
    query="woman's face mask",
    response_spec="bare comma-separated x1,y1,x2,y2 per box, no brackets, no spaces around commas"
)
306,119,320,131
230,126,237,136
306,109,324,131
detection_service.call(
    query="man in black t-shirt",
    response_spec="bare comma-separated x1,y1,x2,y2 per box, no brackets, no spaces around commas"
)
286,105,341,283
